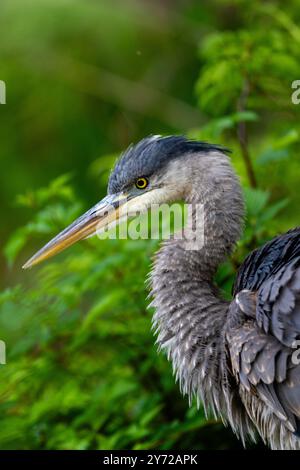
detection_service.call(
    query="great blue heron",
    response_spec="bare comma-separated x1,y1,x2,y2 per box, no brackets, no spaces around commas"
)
23,135,300,450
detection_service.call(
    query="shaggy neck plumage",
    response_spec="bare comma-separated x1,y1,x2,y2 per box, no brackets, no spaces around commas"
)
150,151,244,417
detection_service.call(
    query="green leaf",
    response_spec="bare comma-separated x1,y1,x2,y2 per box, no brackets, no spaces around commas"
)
272,129,299,149
257,148,289,165
259,198,289,223
4,229,28,265
244,187,270,217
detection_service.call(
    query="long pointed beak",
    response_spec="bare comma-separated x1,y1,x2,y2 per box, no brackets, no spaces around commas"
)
22,193,128,269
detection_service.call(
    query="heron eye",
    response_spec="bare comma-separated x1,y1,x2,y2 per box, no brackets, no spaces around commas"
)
135,177,148,189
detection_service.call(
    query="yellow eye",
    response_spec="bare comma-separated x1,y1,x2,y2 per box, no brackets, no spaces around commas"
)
135,177,148,189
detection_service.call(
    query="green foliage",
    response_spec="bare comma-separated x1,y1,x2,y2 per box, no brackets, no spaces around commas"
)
4,175,83,267
1,0,300,450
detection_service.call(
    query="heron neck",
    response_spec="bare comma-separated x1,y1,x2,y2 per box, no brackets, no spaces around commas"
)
150,152,244,415
185,153,244,278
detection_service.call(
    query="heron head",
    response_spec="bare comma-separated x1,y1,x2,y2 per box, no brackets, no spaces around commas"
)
23,135,227,269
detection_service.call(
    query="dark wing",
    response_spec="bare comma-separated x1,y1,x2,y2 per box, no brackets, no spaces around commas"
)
233,227,300,347
227,228,300,433
233,227,300,292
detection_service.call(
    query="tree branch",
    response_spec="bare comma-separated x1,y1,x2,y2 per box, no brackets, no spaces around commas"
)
237,80,257,188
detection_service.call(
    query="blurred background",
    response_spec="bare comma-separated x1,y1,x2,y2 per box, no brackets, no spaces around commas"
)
0,0,300,449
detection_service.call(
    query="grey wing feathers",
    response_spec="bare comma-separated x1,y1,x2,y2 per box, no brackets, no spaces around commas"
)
227,288,300,433
257,261,300,347
227,317,289,389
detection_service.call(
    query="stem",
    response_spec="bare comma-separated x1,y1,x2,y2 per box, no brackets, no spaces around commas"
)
237,80,257,188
